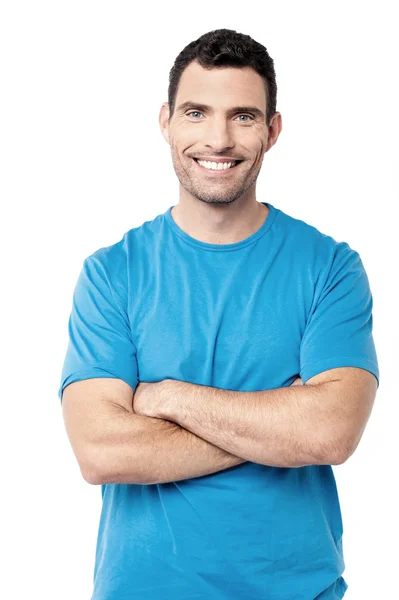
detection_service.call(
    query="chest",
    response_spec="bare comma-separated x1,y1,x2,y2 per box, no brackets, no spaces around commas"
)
128,256,309,389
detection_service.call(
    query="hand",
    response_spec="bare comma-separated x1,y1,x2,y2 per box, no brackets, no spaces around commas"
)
290,376,304,386
133,380,165,418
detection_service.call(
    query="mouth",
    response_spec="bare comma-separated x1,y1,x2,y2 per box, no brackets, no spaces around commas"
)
192,157,243,175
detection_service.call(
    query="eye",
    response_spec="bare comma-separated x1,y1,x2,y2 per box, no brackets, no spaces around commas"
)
187,111,203,119
236,114,253,122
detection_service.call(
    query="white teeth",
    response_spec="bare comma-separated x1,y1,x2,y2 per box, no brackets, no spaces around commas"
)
197,159,236,170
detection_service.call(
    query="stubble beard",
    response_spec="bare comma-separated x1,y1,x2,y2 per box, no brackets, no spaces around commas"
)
171,149,261,206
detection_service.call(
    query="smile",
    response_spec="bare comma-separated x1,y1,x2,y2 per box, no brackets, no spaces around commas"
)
193,158,242,174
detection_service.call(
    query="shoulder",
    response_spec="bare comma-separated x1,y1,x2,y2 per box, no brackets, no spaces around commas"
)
86,211,165,272
273,205,359,270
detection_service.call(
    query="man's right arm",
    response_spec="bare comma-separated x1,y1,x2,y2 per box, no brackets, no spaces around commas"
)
104,412,247,485
61,377,246,486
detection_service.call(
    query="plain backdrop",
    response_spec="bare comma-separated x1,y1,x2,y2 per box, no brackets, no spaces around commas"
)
1,1,397,599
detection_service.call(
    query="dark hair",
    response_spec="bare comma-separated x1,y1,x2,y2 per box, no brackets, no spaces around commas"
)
168,28,277,127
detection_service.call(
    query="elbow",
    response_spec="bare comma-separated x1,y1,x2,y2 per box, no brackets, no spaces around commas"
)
329,452,347,466
323,436,355,466
81,462,104,486
83,468,155,486
333,442,357,465
312,429,355,466
80,445,107,485
83,469,103,485
81,444,155,486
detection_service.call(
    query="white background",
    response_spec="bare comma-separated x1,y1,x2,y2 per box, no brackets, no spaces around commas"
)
1,1,397,599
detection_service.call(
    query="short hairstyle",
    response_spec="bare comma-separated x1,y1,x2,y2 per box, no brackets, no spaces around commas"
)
168,28,277,127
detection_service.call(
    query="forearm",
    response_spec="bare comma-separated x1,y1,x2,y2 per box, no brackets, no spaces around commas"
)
160,380,344,468
94,409,246,486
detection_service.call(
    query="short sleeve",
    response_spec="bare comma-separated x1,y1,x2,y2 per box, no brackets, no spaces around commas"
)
58,255,138,403
300,242,380,388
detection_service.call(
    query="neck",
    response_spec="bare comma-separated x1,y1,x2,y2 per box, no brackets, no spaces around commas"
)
170,196,269,245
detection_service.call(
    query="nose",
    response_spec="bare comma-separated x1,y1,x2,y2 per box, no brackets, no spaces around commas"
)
203,117,235,153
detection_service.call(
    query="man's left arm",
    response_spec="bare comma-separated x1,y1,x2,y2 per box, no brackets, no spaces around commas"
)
142,367,377,468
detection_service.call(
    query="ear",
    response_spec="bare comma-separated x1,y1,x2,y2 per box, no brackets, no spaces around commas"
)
159,103,171,145
265,112,283,153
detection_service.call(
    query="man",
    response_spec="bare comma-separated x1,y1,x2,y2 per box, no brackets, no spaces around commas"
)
59,28,379,600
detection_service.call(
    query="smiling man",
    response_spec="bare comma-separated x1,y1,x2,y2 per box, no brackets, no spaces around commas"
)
162,59,280,243
59,29,379,600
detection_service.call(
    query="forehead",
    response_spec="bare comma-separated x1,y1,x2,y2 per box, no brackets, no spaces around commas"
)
176,60,266,109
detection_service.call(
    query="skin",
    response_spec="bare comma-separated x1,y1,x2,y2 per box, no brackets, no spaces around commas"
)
133,377,303,418
158,60,283,245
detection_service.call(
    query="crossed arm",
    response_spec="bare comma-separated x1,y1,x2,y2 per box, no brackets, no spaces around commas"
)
94,367,377,485
135,367,376,466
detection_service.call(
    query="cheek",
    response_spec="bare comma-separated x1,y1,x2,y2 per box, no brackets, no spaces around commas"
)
172,139,195,163
242,131,266,156
171,125,196,147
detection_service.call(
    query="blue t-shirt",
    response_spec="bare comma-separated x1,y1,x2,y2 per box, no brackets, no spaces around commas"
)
58,202,379,600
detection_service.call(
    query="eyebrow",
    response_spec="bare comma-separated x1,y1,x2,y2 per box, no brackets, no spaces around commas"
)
176,101,265,121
